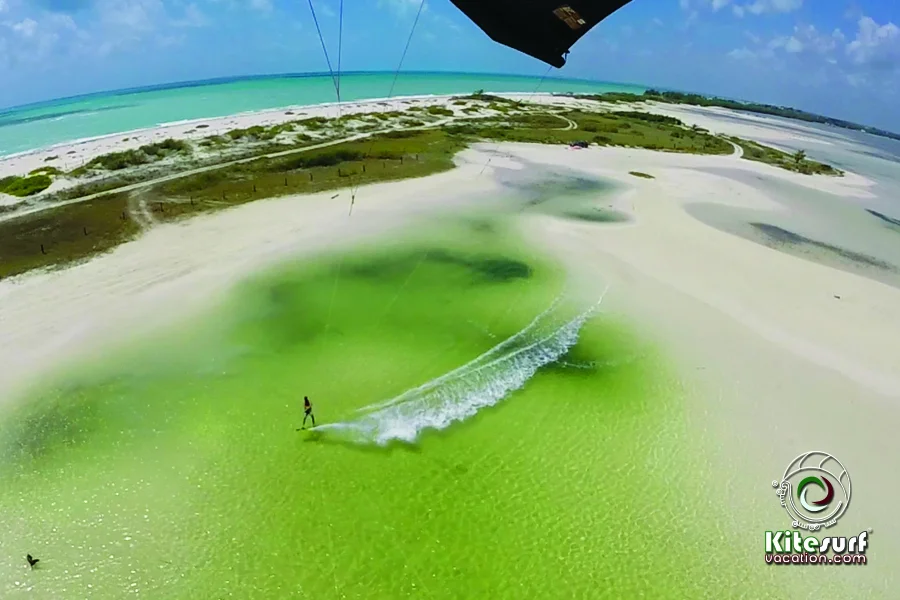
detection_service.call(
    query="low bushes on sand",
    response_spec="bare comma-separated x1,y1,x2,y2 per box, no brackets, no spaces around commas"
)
0,174,53,197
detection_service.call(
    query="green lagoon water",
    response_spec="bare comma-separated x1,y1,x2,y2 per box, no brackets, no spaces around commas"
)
0,216,754,599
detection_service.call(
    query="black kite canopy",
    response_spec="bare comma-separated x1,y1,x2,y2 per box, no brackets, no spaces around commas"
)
448,1,633,68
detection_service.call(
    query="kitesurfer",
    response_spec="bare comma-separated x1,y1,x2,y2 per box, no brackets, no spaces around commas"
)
301,396,316,429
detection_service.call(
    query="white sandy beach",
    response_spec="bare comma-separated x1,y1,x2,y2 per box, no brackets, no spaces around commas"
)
0,94,470,188
1,98,899,594
3,91,876,201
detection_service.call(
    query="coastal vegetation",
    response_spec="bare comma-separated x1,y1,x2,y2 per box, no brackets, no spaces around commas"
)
452,109,735,155
0,97,846,278
29,166,63,176
0,130,465,278
0,174,53,197
149,130,467,222
69,138,192,175
579,89,900,142
629,171,655,179
0,192,139,278
728,137,843,176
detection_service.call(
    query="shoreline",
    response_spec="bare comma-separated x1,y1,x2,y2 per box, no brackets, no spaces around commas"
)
0,90,869,179
0,93,456,161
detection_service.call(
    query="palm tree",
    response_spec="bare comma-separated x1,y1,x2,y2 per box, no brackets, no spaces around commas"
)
793,150,807,165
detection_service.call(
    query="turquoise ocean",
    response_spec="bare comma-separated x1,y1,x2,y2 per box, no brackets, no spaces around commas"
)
0,71,643,157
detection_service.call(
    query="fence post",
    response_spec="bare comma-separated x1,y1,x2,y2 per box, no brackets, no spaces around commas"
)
83,227,88,236
41,244,46,255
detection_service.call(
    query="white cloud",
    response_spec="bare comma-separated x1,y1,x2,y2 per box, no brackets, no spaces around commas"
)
745,31,761,44
728,47,757,60
711,0,731,11
744,0,802,15
846,16,900,69
378,0,425,18
683,10,699,28
0,0,8,14
652,17,664,27
733,5,745,17
785,36,803,52
761,25,844,58
12,18,38,38
173,3,209,27
249,0,273,12
792,25,844,54
97,0,165,32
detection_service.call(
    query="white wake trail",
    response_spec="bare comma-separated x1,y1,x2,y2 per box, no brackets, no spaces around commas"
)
359,294,565,413
315,290,607,445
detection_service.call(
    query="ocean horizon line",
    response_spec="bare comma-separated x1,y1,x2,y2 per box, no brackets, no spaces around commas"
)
0,70,649,115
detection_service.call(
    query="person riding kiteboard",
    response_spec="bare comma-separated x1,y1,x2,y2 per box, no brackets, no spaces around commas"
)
301,396,316,430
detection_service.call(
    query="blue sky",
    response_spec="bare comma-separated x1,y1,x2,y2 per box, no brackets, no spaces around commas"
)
1,0,898,130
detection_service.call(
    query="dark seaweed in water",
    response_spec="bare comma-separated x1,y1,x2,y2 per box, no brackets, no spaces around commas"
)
750,222,896,270
426,250,531,283
866,209,900,229
234,278,327,350
564,209,629,223
0,384,113,467
346,249,532,284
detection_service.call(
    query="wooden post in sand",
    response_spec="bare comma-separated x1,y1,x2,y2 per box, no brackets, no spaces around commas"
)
83,227,88,236
363,164,366,173
253,183,257,193
338,168,342,177
400,156,404,165
40,244,46,255
309,172,313,182
284,177,288,187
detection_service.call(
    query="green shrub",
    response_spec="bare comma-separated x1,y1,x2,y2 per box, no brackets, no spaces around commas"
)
382,130,419,139
614,111,683,126
29,166,63,176
0,174,52,196
426,106,454,117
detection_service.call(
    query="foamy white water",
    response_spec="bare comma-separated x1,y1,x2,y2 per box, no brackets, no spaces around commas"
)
314,292,606,445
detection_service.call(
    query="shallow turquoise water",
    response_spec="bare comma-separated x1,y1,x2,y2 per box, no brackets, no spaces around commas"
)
0,72,643,157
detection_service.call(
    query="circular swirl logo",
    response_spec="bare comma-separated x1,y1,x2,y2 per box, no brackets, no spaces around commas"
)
773,451,851,530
